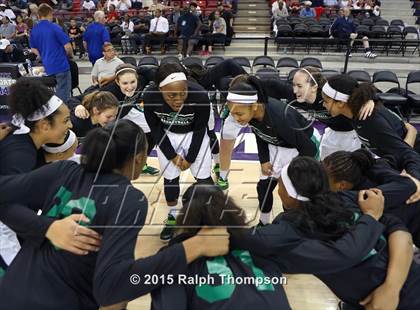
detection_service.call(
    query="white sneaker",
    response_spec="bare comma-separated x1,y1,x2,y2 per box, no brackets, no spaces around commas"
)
177,53,183,60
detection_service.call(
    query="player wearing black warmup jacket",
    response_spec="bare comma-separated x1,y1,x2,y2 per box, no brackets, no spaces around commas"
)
143,62,213,241
322,74,420,181
226,75,320,224
0,120,228,309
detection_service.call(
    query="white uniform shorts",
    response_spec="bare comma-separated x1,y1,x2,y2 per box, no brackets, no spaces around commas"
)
158,130,212,180
221,114,244,140
123,108,151,133
319,128,361,160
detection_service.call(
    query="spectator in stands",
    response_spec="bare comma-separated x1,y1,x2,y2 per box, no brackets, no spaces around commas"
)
82,15,94,29
169,2,181,25
132,10,150,52
338,0,352,8
289,0,301,16
30,4,73,102
121,14,135,34
14,15,29,47
210,2,234,42
324,0,338,16
368,0,381,16
200,9,226,55
82,0,97,12
0,39,25,62
0,16,16,41
91,42,124,86
132,0,143,10
176,3,201,58
107,0,121,11
0,4,16,21
272,0,289,20
106,4,120,24
68,18,84,58
148,0,169,15
143,8,169,54
118,0,132,12
189,0,203,17
29,4,38,24
300,1,316,17
330,7,377,58
83,10,111,65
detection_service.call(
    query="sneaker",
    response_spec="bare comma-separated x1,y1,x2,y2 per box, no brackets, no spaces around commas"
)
213,163,220,179
141,164,160,176
216,177,229,190
160,214,176,241
177,53,183,60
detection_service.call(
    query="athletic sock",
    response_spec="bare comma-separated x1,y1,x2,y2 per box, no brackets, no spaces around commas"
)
260,212,271,225
220,170,228,180
213,153,220,164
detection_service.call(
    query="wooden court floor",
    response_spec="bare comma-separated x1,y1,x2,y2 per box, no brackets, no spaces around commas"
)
126,158,339,310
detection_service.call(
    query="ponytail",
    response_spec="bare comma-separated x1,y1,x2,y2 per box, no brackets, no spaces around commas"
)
323,149,375,185
347,82,377,117
80,119,147,173
280,156,354,241
81,91,119,113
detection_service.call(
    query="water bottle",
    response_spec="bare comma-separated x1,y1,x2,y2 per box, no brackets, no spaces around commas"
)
26,59,33,76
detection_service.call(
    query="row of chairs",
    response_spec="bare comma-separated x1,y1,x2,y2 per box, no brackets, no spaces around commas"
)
121,55,420,119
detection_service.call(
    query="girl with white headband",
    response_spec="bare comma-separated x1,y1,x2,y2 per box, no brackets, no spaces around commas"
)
322,74,420,183
227,75,320,225
292,67,377,160
0,79,100,273
43,130,80,163
143,62,214,242
233,156,420,310
73,63,160,176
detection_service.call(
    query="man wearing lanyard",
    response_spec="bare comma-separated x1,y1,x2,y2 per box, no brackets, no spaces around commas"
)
143,9,169,55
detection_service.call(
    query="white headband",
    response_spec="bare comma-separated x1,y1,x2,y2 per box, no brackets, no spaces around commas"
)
42,130,77,153
280,163,310,202
12,95,63,135
159,72,187,87
322,82,350,102
226,92,258,104
299,68,318,87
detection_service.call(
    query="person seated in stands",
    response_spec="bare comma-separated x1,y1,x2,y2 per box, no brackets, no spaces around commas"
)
68,18,84,59
91,42,124,87
338,0,352,8
330,7,377,58
0,16,16,42
367,0,381,16
107,0,121,11
118,0,132,13
14,15,29,48
0,39,25,63
143,8,169,55
132,0,143,10
272,0,289,21
300,1,316,17
106,4,120,25
200,10,226,56
189,0,203,17
176,3,201,58
169,2,181,25
82,0,97,12
0,4,15,22
209,2,234,43
289,0,302,16
324,0,338,16
132,10,151,53
148,0,170,15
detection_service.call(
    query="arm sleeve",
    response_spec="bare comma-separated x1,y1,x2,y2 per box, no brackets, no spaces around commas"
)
361,118,420,180
162,18,169,33
185,96,210,163
143,91,177,161
91,61,99,78
255,134,270,164
93,188,188,306
0,161,72,210
0,203,54,247
231,214,385,274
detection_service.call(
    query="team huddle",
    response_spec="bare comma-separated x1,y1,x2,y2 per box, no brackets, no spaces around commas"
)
0,59,419,310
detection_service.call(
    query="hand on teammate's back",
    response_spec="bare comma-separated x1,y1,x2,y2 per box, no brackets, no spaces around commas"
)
46,214,102,255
